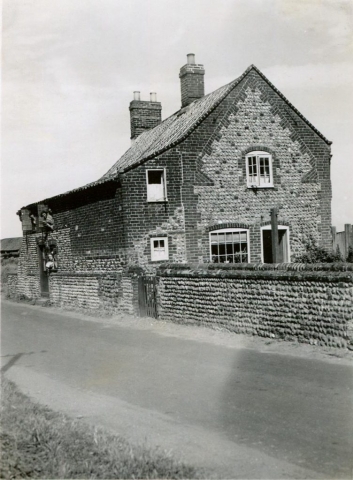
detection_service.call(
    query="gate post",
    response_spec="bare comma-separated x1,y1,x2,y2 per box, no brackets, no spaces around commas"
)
271,207,279,263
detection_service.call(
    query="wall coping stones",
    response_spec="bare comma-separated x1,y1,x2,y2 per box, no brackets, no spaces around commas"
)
51,272,121,278
159,262,353,272
157,263,353,283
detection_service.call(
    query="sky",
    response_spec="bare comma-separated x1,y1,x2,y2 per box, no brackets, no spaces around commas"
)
1,0,352,238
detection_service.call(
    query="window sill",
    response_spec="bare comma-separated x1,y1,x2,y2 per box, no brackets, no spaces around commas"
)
247,185,274,189
147,200,168,203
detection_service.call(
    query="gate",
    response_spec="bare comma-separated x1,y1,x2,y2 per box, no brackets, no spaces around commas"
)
138,276,158,318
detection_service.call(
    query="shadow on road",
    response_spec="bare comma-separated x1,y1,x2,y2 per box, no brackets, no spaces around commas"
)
1,350,47,373
219,348,353,478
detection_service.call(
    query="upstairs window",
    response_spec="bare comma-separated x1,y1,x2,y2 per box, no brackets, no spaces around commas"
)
146,169,167,202
210,228,249,263
246,151,273,188
151,237,169,261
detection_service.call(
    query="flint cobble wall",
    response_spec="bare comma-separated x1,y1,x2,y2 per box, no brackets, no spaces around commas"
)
73,254,126,273
49,271,136,314
49,274,100,310
157,264,353,348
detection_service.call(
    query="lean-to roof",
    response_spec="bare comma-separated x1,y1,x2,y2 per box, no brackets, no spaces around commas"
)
1,237,22,252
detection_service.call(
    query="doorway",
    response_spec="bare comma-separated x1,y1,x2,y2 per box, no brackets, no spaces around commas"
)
138,276,158,318
262,227,289,263
37,246,49,297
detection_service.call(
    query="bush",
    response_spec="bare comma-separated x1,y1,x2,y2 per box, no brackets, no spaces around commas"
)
1,257,18,291
295,237,344,263
347,246,353,263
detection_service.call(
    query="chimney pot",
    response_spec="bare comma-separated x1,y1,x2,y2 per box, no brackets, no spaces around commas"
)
129,93,162,140
187,53,195,64
179,54,205,107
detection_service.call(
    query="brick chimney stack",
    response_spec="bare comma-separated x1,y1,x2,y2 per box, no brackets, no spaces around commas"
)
179,54,205,108
129,91,162,140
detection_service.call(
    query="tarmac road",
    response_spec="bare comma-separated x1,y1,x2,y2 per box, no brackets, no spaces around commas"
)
1,300,353,479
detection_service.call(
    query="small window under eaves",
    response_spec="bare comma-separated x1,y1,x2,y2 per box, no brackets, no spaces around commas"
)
146,169,167,202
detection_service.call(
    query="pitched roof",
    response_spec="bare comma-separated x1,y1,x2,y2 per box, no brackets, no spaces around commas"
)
102,64,331,178
27,64,332,206
1,237,22,252
27,66,248,206
102,71,246,177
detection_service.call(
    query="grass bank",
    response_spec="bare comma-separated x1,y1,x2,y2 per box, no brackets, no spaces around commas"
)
0,377,203,479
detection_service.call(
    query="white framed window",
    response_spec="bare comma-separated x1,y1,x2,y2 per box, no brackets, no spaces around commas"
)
151,237,169,261
209,228,250,263
260,225,290,263
246,151,273,188
146,169,167,202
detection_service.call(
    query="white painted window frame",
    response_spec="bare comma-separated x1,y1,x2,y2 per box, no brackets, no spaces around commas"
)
146,168,167,202
209,227,250,263
260,225,291,263
246,151,273,188
150,236,169,262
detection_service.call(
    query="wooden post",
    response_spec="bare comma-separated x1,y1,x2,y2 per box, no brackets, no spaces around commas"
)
271,207,279,263
331,226,336,252
344,224,352,258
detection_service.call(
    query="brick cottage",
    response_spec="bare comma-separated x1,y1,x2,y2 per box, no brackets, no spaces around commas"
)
15,54,333,311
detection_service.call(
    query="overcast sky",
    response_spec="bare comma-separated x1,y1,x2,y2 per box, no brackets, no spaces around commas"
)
2,0,352,238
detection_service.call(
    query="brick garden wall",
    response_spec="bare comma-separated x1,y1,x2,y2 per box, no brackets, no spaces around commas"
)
157,263,353,348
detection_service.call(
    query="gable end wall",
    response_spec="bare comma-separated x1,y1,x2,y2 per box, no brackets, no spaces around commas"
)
176,70,331,263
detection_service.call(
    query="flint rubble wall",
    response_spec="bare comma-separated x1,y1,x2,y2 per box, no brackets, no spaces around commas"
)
157,263,353,348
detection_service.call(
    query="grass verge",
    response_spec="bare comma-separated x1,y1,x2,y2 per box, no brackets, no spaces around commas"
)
0,377,203,479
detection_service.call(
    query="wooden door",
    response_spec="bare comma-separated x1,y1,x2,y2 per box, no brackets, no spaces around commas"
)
262,229,288,263
138,276,158,318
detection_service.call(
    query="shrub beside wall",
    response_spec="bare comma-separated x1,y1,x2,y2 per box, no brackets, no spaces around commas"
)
6,273,18,298
1,258,18,292
157,263,353,348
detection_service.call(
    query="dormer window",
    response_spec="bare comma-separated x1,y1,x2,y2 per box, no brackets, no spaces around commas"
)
246,151,273,188
146,169,167,202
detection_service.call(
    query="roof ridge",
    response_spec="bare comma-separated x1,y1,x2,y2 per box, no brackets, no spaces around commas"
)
115,69,251,175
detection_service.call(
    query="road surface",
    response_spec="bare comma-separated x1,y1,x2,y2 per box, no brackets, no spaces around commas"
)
1,300,352,478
